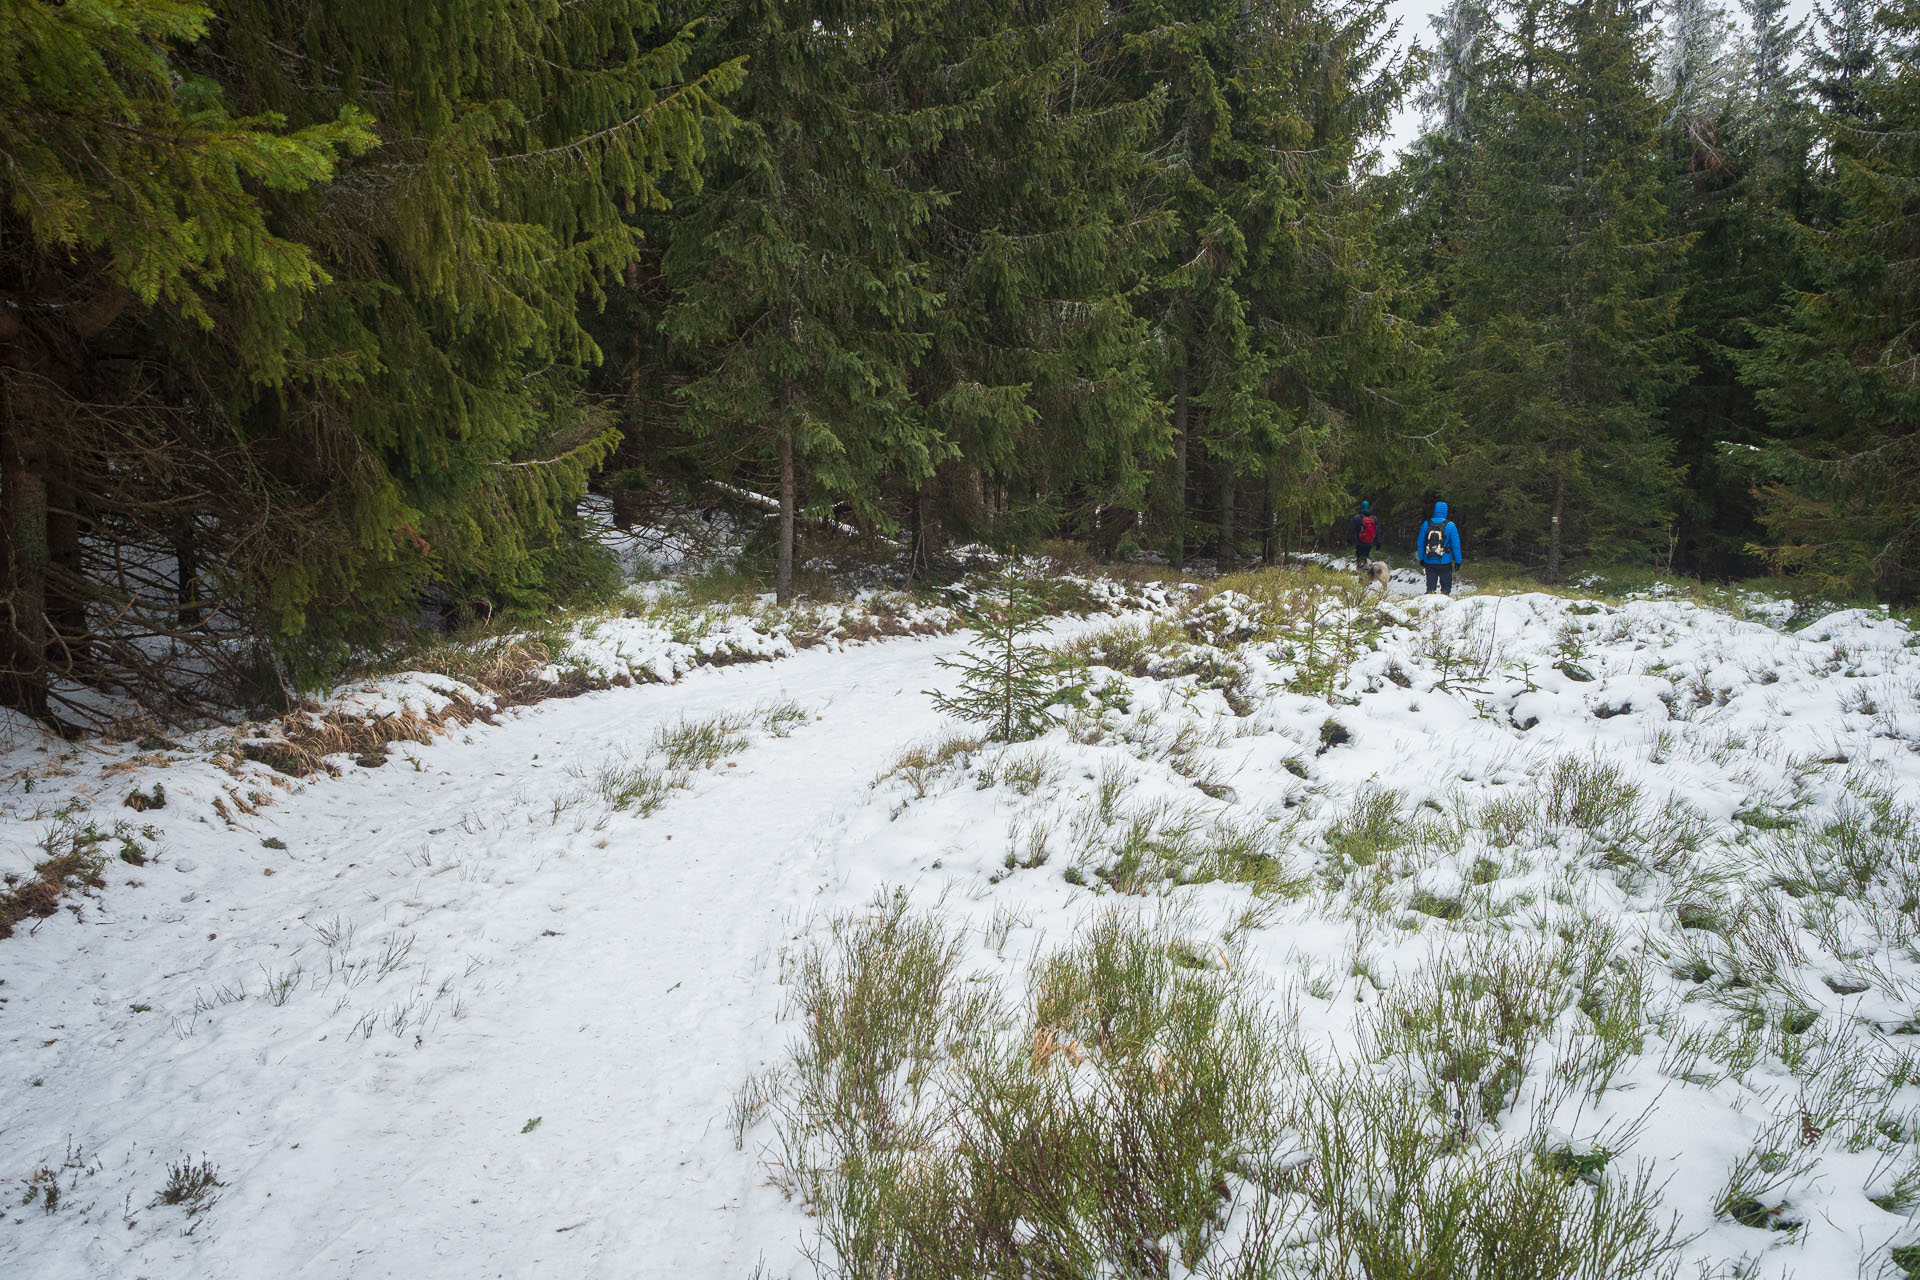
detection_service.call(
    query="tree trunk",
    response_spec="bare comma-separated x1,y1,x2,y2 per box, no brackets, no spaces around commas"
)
622,194,645,425
46,468,84,657
1549,110,1586,590
0,414,52,719
1546,468,1567,584
626,255,642,403
1171,361,1189,571
777,418,796,604
1217,464,1235,567
910,473,935,582
627,270,644,421
176,519,202,628
1262,482,1276,566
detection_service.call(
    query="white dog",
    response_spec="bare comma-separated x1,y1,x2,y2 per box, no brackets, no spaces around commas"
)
1364,557,1390,590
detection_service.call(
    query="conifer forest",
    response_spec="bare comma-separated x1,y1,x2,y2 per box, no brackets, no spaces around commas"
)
3,0,1917,724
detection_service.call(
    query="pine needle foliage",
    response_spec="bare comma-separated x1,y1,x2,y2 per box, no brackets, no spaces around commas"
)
0,0,743,720
0,0,374,719
203,0,746,651
1110,0,1432,567
891,0,1172,563
1653,0,1813,578
1438,0,1690,580
658,0,944,603
0,0,374,322
1741,0,1920,599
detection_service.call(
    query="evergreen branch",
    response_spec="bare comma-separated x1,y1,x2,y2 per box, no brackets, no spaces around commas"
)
488,64,744,167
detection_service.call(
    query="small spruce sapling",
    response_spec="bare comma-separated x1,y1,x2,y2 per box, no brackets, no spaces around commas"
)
929,563,1082,742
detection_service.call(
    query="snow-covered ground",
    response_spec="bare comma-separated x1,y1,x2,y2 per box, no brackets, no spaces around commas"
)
3,573,1920,1278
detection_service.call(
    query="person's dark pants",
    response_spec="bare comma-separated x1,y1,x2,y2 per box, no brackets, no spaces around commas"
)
1355,542,1375,567
1425,563,1454,595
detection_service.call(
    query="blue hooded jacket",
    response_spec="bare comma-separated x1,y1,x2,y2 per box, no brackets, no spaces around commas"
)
1416,502,1462,566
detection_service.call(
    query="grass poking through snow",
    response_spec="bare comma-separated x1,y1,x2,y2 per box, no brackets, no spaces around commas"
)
754,894,1693,1280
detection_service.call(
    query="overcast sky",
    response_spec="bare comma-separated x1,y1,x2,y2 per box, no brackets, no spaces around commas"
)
1376,0,1822,157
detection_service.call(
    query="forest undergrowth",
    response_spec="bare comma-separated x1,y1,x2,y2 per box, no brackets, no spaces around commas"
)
745,566,1920,1280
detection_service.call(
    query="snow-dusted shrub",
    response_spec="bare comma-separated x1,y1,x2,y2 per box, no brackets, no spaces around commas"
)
1286,1068,1685,1280
1184,590,1269,647
873,730,986,803
761,899,1687,1280
1324,786,1412,868
767,899,1289,1278
1541,755,1641,831
1142,643,1255,715
1073,799,1299,895
1056,616,1188,677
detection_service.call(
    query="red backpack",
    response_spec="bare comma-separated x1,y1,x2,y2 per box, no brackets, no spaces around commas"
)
1359,515,1377,543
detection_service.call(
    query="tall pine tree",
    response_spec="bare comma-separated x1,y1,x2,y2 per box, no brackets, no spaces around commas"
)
0,0,373,719
1442,0,1688,579
658,0,945,601
1233,0,1440,560
201,1,741,654
891,0,1172,567
1116,0,1426,567
1809,0,1884,125
1741,0,1920,597
1656,0,1813,576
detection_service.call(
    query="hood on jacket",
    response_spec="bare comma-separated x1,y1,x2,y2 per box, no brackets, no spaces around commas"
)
1432,501,1448,523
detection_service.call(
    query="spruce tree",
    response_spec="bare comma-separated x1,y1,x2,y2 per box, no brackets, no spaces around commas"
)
1734,0,1815,211
1418,0,1498,141
1651,0,1814,577
1658,0,1734,141
2,0,740,718
1389,0,1498,326
1099,1,1247,567
1741,0,1920,597
1229,0,1437,563
200,1,741,650
929,561,1075,742
0,0,373,719
1114,0,1428,568
1738,0,1810,169
891,0,1171,567
657,0,943,602
1441,0,1689,579
1809,0,1884,124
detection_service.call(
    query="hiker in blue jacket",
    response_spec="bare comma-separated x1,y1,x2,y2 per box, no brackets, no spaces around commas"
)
1415,501,1462,595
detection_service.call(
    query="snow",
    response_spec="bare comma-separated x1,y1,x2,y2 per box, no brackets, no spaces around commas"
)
557,611,796,685
321,673,497,723
577,493,750,581
0,635,992,1277
3,574,1920,1277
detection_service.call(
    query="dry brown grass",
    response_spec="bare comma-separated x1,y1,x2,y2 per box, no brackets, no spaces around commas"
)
237,693,489,779
389,632,616,707
101,753,172,779
1030,1024,1086,1070
0,843,106,940
814,613,952,647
